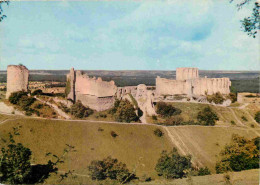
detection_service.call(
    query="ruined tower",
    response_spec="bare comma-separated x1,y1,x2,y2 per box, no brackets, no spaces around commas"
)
6,65,29,99
176,67,199,81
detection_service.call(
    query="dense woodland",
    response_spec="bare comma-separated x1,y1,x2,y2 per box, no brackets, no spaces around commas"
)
0,70,259,92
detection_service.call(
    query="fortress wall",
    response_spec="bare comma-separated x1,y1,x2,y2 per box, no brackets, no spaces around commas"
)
67,68,75,101
156,77,187,95
76,93,115,111
74,71,117,97
191,78,231,96
176,67,199,81
117,86,137,99
6,65,29,98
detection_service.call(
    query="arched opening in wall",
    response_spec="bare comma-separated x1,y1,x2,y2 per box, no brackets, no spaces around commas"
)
191,86,194,94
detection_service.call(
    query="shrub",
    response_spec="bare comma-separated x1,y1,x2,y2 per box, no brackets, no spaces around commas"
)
109,99,120,114
228,93,237,103
31,89,43,96
152,115,157,120
114,99,139,123
154,128,163,137
88,156,136,183
197,106,219,126
111,131,118,138
18,96,36,111
33,103,43,109
216,135,259,173
0,128,73,184
8,91,28,104
156,102,182,117
207,92,225,104
241,116,248,121
165,115,184,126
197,167,211,176
255,111,260,123
231,120,236,125
70,101,93,118
155,148,192,179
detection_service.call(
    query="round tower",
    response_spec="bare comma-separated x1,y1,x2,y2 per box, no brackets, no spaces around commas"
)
176,67,199,81
6,65,29,99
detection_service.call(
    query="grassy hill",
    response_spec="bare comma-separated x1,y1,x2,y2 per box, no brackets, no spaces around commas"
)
139,169,259,185
0,110,259,184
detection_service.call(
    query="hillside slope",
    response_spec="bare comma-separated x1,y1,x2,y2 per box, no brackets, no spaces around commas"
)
0,114,259,184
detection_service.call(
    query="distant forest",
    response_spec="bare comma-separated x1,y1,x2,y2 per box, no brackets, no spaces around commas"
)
0,70,259,93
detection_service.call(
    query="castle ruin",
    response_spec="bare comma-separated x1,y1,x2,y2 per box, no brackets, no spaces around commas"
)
67,68,117,111
6,65,29,99
156,67,231,97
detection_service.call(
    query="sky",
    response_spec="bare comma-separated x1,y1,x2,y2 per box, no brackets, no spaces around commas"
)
0,0,259,70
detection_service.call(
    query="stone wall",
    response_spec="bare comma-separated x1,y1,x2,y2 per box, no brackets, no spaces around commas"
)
176,67,199,81
116,86,137,99
74,71,117,98
67,68,117,111
6,65,29,99
156,68,231,96
156,77,192,95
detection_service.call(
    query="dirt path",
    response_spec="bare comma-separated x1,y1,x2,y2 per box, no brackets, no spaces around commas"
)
164,127,204,167
228,107,245,126
35,97,71,120
0,102,23,115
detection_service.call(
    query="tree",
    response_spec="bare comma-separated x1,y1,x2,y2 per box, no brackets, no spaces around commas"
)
0,0,9,22
156,102,182,117
88,156,136,183
254,111,260,123
216,134,259,173
231,0,260,38
70,101,93,118
197,106,219,126
8,91,28,104
113,99,139,123
0,133,32,184
0,127,76,184
155,148,192,179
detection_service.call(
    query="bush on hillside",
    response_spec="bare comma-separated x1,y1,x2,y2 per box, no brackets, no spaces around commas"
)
197,106,219,126
109,99,121,114
70,101,93,118
155,148,192,179
255,111,260,123
88,156,136,183
18,96,36,111
197,167,211,176
8,91,28,104
156,102,182,117
207,92,225,104
0,127,74,184
154,128,164,137
228,92,237,103
113,99,139,123
216,135,259,173
165,115,184,126
31,89,43,96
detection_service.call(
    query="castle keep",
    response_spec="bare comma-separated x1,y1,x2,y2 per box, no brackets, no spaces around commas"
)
156,67,231,96
6,65,29,99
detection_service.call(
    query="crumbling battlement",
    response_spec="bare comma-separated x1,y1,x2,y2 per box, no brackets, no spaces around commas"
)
67,68,117,111
176,67,199,81
156,68,231,96
6,65,29,99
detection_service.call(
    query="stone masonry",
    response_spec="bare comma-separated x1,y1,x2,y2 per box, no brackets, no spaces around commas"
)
156,67,231,96
6,65,29,99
